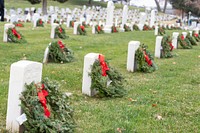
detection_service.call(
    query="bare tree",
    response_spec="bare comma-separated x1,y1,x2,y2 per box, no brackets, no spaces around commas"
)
42,0,47,15
154,0,161,12
163,0,168,13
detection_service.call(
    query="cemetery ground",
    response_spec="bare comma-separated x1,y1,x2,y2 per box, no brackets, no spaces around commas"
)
0,22,200,132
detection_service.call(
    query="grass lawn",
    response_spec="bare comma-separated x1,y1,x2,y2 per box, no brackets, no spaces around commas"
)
1,0,200,133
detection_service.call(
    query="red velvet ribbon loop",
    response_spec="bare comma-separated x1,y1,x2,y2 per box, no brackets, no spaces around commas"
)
58,40,65,49
97,26,101,31
181,35,184,40
144,51,152,66
37,84,50,118
59,27,63,33
194,33,198,37
169,42,174,51
80,25,85,31
98,54,109,76
12,28,21,39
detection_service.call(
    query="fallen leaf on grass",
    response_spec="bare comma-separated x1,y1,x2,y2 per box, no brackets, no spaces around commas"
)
172,62,176,64
198,55,200,58
152,104,157,107
129,98,137,102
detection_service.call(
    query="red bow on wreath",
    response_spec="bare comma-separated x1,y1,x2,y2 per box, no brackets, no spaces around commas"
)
37,84,50,118
181,35,184,40
144,51,152,66
97,26,101,31
113,27,117,32
194,33,198,37
59,27,63,33
58,40,65,49
169,42,174,51
99,54,109,76
80,25,85,32
12,28,21,39
39,19,43,25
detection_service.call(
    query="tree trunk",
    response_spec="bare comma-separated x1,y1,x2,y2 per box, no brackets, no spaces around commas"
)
154,0,161,12
163,0,168,13
88,0,92,4
42,0,47,15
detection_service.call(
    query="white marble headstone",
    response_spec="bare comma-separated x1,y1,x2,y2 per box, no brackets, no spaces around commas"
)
6,60,42,132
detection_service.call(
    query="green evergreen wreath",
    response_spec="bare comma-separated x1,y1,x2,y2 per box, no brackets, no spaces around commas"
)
48,40,74,63
135,44,157,73
192,31,200,42
20,78,75,133
133,24,139,31
36,19,44,27
90,59,126,98
143,24,152,31
55,25,68,39
161,35,173,58
178,34,192,49
186,33,198,45
158,27,166,35
77,24,86,35
124,24,131,32
82,21,88,28
95,25,104,34
70,21,74,27
7,27,26,43
111,25,118,33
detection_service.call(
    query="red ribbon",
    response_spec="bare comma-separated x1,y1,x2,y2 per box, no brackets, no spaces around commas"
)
80,25,85,31
113,27,117,32
97,26,101,31
37,84,50,118
194,33,198,37
181,35,184,40
59,27,63,33
72,22,74,27
144,51,152,66
12,28,21,39
58,40,65,49
98,54,109,76
39,19,43,25
169,42,174,51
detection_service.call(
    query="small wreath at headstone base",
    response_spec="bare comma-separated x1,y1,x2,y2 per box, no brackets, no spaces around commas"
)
192,31,200,42
135,44,157,73
13,22,24,27
178,34,192,49
77,24,86,35
7,27,26,43
20,78,75,133
90,54,126,98
186,33,198,45
70,20,74,27
133,24,139,31
124,24,131,32
36,19,44,27
111,25,118,33
158,27,166,35
82,21,88,28
55,25,68,39
143,24,152,31
161,34,174,58
54,19,59,24
95,25,104,34
48,40,74,63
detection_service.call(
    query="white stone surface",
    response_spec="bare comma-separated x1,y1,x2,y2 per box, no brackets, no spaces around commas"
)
127,41,140,72
66,15,72,28
51,14,57,25
154,26,158,35
92,22,97,34
50,23,59,39
73,22,80,35
138,12,147,30
120,5,128,32
103,1,115,33
43,43,51,63
172,32,179,49
32,13,40,27
150,10,155,27
182,32,187,38
3,23,15,42
6,60,42,132
82,53,99,96
155,36,163,58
